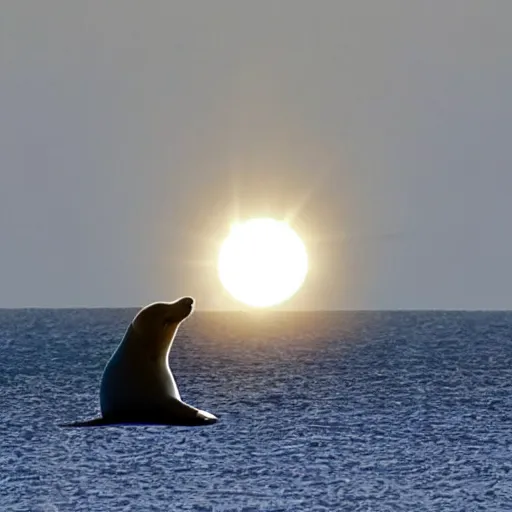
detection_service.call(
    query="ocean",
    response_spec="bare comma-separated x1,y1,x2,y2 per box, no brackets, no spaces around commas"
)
0,309,511,511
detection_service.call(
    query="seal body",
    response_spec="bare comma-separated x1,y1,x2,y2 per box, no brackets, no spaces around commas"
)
100,323,183,416
63,297,217,427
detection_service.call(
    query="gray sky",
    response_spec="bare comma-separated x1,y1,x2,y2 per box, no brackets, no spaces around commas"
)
1,1,511,309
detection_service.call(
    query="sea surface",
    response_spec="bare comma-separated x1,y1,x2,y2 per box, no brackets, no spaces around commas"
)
1,310,511,511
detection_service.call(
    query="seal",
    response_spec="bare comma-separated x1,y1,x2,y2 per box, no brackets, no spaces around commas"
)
61,297,218,427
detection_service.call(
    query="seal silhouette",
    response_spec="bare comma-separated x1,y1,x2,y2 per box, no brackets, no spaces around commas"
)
62,297,218,427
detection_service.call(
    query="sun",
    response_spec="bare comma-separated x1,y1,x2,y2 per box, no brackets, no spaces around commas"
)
218,218,308,308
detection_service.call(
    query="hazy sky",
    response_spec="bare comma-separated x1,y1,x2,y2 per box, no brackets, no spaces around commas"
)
1,1,511,309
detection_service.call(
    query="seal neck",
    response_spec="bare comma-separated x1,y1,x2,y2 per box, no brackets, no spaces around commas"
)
123,322,180,363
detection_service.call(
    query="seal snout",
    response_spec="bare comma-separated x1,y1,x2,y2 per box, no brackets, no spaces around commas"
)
181,297,194,308
163,296,195,323
179,296,194,316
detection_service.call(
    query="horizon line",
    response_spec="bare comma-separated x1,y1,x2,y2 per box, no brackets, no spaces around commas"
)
1,307,512,313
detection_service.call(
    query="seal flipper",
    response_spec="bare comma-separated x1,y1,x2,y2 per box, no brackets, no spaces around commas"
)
155,397,218,426
59,401,218,427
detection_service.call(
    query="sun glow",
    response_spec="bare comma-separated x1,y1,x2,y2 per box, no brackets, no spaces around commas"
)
218,218,308,308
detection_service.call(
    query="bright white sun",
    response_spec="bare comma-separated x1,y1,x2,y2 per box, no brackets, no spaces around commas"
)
218,218,308,308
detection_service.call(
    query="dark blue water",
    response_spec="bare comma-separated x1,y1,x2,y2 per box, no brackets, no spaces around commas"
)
1,310,511,511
